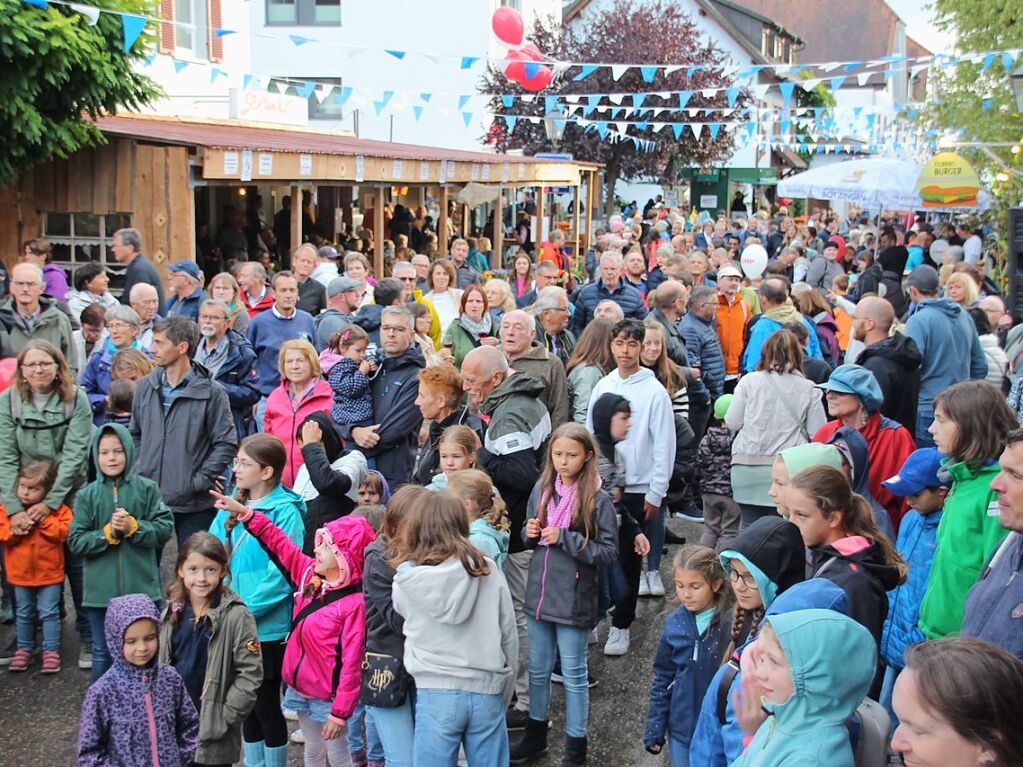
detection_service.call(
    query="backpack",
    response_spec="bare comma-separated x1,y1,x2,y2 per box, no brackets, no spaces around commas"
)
9,392,75,430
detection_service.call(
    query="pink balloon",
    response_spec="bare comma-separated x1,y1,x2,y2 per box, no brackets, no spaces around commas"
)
504,49,529,83
492,7,525,47
521,65,553,92
520,41,542,61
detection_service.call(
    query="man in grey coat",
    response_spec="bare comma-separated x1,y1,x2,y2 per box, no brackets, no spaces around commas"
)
131,315,237,544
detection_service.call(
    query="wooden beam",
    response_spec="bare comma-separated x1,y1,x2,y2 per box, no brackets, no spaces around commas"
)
438,185,449,256
492,190,503,270
290,184,301,266
535,186,545,249
572,182,581,262
587,171,598,251
373,186,385,279
461,203,469,239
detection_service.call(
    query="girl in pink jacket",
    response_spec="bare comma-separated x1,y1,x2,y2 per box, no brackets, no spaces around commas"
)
213,490,375,767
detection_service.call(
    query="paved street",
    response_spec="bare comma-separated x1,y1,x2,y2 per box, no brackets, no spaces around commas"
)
0,519,697,766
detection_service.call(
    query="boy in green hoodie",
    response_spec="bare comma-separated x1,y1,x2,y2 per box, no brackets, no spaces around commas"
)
69,423,174,681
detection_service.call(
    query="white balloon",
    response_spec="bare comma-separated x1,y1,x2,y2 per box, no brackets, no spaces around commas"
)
740,244,768,279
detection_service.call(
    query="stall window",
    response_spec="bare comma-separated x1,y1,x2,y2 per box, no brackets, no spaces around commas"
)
41,213,133,294
266,0,340,25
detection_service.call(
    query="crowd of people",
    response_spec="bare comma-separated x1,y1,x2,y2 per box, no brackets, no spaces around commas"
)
1,201,1022,767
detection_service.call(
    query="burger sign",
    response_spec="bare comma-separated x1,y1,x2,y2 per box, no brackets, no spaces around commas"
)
915,152,981,208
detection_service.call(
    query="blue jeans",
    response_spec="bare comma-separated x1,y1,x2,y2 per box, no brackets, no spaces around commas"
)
414,689,507,766
64,545,91,645
256,396,268,432
879,665,900,734
668,734,690,767
646,506,666,571
365,699,415,767
527,618,590,738
347,701,384,761
915,408,935,449
14,584,62,651
86,607,110,682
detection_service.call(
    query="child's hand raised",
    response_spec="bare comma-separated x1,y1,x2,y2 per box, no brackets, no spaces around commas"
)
733,672,768,737
209,489,248,517
540,527,560,545
301,420,323,445
525,518,543,539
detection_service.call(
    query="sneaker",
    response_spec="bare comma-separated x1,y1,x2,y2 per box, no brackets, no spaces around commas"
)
647,571,666,597
8,648,32,672
638,572,651,597
0,637,17,667
506,707,530,732
78,647,93,670
550,663,599,688
283,708,299,722
675,501,705,523
290,728,305,744
41,650,60,674
603,627,630,656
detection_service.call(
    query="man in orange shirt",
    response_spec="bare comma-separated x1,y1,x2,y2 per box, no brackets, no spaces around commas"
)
715,264,749,393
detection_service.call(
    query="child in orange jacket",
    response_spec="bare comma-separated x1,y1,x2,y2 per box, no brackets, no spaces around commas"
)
0,460,73,673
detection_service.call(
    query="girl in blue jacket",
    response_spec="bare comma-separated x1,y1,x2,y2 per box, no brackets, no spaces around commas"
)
209,434,306,767
644,544,732,766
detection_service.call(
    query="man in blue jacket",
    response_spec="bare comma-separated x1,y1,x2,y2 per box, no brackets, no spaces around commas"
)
164,261,207,322
904,265,987,447
741,276,822,373
681,285,725,444
571,252,646,336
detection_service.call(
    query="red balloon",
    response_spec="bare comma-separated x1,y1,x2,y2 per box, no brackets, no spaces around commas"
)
521,65,553,92
504,48,529,83
492,7,524,47
521,41,543,61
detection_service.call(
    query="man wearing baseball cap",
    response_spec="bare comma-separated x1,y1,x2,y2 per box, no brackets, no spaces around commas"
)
311,245,342,288
904,264,987,448
315,276,362,352
164,260,207,323
714,263,749,392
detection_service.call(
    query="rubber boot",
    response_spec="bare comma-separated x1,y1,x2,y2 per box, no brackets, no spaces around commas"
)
242,740,267,767
561,735,587,766
510,717,549,764
264,743,290,767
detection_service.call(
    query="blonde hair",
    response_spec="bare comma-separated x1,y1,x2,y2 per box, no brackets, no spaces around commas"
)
484,279,517,313
438,425,478,467
277,339,321,379
447,469,509,532
537,423,601,545
945,271,979,306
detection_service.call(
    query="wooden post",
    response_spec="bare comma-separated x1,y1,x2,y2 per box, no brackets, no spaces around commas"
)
492,190,503,270
289,184,301,262
461,203,469,239
535,186,545,248
373,186,385,279
587,171,598,250
572,182,581,262
438,185,449,256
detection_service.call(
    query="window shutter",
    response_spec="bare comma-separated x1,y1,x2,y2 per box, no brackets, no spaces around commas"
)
209,0,223,62
158,0,175,53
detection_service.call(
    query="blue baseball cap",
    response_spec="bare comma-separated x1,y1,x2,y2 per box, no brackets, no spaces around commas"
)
817,364,884,413
881,448,948,497
167,260,201,280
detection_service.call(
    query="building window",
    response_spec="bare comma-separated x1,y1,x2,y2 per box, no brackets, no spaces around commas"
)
502,0,522,11
174,0,210,59
42,212,133,293
266,0,340,25
270,76,345,120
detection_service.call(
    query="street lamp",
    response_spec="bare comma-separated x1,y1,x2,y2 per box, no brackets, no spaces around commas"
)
1012,64,1023,113
544,109,566,147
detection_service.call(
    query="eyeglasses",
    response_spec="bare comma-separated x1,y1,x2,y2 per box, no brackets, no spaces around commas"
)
106,322,137,331
22,361,57,371
729,569,759,590
397,276,417,283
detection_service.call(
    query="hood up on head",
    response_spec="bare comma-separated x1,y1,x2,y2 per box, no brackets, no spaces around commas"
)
105,593,161,671
90,422,136,481
825,425,896,540
315,515,376,588
591,392,630,461
364,470,391,504
780,443,843,478
766,579,848,617
299,411,345,463
720,517,805,610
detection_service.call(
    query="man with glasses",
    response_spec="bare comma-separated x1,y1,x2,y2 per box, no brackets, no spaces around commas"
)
164,261,207,323
392,261,441,349
129,283,162,349
532,286,575,367
340,306,425,489
515,260,559,309
0,262,75,368
195,299,260,438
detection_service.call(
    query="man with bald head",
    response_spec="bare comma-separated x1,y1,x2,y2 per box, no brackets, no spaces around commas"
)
853,295,922,433
462,345,550,725
129,283,162,348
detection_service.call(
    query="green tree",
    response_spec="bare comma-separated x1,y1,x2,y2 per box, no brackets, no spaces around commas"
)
0,0,160,186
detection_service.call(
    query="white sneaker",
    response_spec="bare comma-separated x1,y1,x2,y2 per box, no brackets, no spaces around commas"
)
289,727,305,744
638,572,651,597
283,708,299,722
647,571,666,597
603,626,630,656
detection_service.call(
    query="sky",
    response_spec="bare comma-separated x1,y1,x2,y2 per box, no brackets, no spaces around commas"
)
885,0,954,53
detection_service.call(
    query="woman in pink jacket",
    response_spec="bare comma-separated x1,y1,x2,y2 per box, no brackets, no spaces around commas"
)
213,489,375,767
263,340,333,487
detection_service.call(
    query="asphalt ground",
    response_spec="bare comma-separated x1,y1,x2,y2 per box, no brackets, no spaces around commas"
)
0,518,701,766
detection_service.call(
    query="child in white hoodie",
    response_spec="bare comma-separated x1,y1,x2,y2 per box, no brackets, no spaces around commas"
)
391,489,518,767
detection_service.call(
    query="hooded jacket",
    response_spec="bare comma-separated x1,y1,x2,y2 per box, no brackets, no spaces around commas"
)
0,502,72,586
592,392,630,495
292,412,366,555
808,311,841,367
821,424,897,542
905,297,987,409
688,578,846,767
856,332,921,435
392,556,518,705
731,610,877,767
362,538,405,660
0,387,92,515
587,367,677,508
878,245,909,317
240,285,274,318
741,304,822,373
69,424,175,606
77,594,200,767
509,343,570,430
159,588,262,765
523,483,618,628
131,365,238,515
263,377,332,488
242,512,373,723
352,304,384,346
919,459,1009,639
206,330,261,440
477,372,551,553
469,518,510,569
814,413,915,534
412,405,483,486
962,532,1023,660
339,343,425,491
698,423,734,497
881,507,942,668
0,295,77,370
209,485,306,642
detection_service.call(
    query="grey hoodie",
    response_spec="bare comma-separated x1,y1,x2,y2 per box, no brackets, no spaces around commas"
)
392,557,518,705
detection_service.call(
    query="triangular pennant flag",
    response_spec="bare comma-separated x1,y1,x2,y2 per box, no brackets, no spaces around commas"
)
458,95,471,111
374,91,394,115
460,57,479,69
242,73,254,90
829,76,846,92
336,87,353,105
420,93,432,103
672,124,684,140
752,84,770,99
611,65,630,81
1003,51,1018,70
842,61,863,72
412,105,423,121
297,81,316,99
701,88,717,98
505,115,517,132
314,85,333,104
521,94,536,103
524,61,541,80
635,121,649,131
544,95,558,114
385,50,406,59
121,14,146,53
608,94,624,105
289,35,314,46
779,81,795,106
23,0,49,8
462,112,473,127
708,123,721,140
421,53,442,65
587,95,601,110
214,28,236,38
573,65,599,81
70,2,100,23
677,90,692,110
693,123,705,139
632,93,646,110
725,87,740,107
501,95,514,109
210,68,227,84
174,60,189,74
857,71,874,86
640,66,657,83
801,78,821,92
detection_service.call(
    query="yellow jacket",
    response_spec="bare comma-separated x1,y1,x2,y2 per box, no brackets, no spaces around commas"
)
411,289,442,350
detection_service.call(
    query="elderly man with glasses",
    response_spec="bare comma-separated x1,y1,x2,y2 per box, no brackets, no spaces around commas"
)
195,299,260,438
